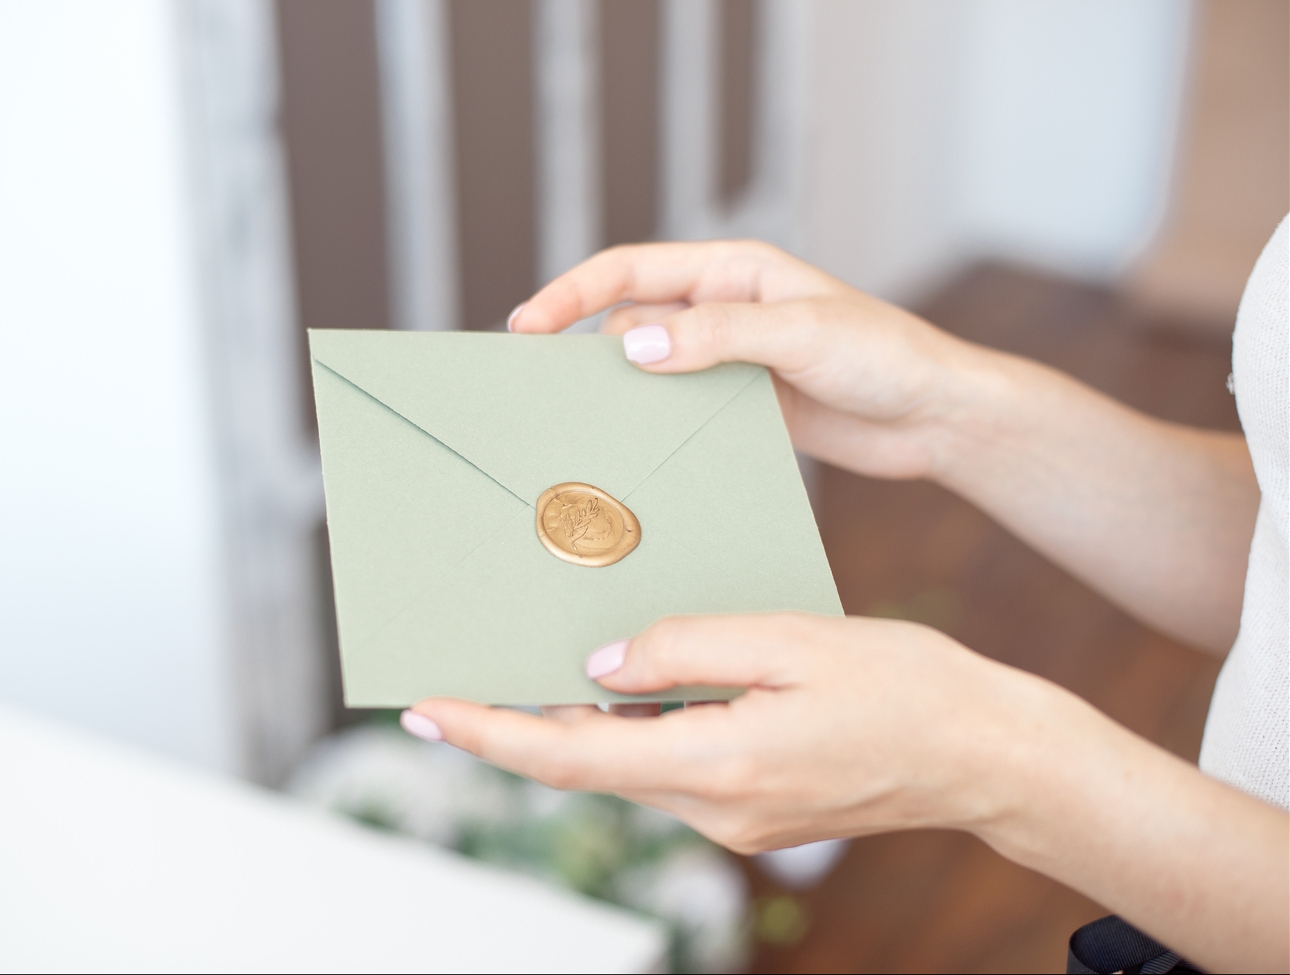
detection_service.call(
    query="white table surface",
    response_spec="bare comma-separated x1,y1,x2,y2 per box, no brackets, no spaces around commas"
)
0,708,666,974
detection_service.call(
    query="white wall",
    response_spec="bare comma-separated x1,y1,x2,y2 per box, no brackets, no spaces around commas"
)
0,0,238,771
954,0,1191,278
803,0,969,301
803,0,1192,301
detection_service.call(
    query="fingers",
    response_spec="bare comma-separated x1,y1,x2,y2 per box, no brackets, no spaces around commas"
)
600,302,688,335
591,613,833,696
411,697,700,793
620,300,832,377
509,240,838,334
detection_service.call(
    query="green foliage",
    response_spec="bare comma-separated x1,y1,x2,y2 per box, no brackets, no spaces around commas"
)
755,894,810,947
456,773,701,901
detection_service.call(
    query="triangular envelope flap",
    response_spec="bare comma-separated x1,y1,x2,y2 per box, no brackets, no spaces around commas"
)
309,330,762,503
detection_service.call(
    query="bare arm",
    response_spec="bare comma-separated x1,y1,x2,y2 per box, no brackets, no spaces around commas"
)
402,241,1286,970
923,346,1258,652
510,240,1260,651
408,614,1290,972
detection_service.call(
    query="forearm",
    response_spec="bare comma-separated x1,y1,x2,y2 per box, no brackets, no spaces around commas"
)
972,671,1289,972
930,343,1259,652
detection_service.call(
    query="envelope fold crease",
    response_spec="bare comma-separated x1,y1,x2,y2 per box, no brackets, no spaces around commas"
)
310,330,762,504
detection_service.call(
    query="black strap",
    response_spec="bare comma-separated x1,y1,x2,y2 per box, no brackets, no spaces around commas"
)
1067,915,1204,974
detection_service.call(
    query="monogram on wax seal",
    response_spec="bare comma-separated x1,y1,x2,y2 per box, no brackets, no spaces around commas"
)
535,482,641,567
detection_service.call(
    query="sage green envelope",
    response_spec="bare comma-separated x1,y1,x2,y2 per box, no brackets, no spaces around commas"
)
309,329,842,706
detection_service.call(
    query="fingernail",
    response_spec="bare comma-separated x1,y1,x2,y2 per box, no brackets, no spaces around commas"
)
623,324,670,364
586,639,628,680
399,709,443,741
506,302,527,332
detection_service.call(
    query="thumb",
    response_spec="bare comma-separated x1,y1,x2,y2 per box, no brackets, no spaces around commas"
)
588,613,829,695
621,300,829,376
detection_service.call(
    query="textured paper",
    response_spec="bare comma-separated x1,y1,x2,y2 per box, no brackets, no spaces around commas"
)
310,329,842,706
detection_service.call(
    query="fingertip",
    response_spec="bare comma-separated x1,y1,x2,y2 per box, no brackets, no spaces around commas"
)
400,708,443,742
586,639,629,680
623,324,671,365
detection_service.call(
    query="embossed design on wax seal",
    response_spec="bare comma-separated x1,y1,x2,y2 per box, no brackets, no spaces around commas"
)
535,482,640,567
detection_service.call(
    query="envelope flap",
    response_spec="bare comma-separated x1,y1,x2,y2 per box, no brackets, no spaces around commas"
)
309,330,762,503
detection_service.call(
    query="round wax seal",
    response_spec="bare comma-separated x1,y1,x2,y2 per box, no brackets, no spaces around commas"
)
535,482,640,567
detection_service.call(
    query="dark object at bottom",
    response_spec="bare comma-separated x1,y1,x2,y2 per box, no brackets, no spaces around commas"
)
1067,916,1204,974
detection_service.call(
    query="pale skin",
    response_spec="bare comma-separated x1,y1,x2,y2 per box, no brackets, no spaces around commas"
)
407,241,1287,972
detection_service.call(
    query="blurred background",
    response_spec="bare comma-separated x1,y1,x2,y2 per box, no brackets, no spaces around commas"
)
0,0,1285,971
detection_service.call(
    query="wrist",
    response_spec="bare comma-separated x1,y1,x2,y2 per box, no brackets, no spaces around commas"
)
956,663,1149,870
933,649,1135,858
919,340,1038,488
935,660,1070,838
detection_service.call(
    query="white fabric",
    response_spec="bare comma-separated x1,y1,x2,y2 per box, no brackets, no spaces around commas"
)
1198,215,1289,809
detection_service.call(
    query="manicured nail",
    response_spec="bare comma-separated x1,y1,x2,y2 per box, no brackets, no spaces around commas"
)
623,324,670,364
400,709,443,741
506,302,527,332
586,639,628,679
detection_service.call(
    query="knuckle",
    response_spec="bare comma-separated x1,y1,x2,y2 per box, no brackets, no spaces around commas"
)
638,615,686,662
696,304,736,351
445,715,488,757
726,835,765,857
603,242,641,262
712,814,769,855
602,308,637,333
454,727,486,756
745,238,781,261
537,757,583,792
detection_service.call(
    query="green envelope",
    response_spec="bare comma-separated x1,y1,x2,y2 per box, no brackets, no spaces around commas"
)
310,329,841,706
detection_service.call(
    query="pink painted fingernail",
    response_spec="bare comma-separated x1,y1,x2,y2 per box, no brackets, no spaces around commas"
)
400,709,443,741
623,324,670,364
586,639,628,679
506,302,527,332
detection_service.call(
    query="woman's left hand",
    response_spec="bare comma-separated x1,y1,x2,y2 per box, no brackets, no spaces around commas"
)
405,613,1034,852
404,613,1289,972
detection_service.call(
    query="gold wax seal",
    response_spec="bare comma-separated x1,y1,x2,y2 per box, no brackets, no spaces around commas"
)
535,482,640,567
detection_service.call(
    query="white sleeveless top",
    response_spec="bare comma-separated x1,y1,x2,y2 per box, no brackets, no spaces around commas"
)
1197,216,1289,809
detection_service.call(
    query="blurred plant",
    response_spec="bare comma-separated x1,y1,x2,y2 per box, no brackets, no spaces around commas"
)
754,894,811,947
288,717,750,973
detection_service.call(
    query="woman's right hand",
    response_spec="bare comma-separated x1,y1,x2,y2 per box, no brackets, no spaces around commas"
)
507,239,988,482
510,239,1259,651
